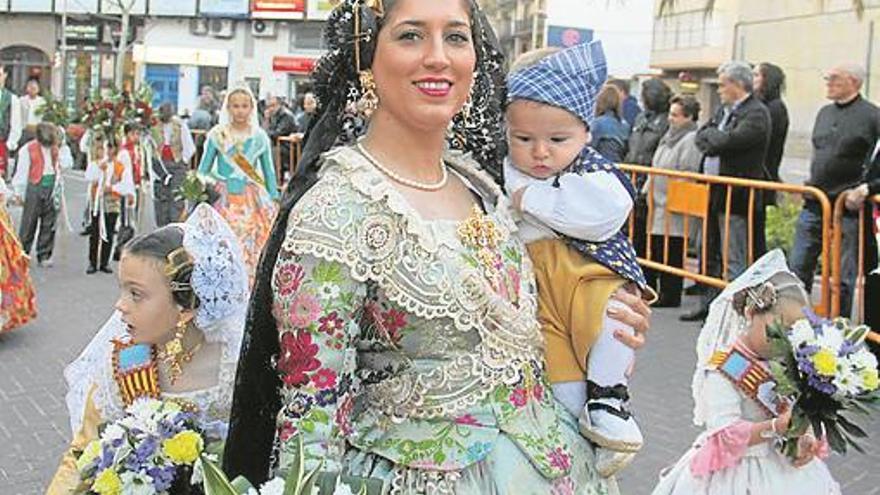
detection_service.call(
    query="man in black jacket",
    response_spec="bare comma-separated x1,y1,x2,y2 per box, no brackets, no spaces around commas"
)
853,149,879,332
790,64,880,318
265,96,298,179
681,61,771,321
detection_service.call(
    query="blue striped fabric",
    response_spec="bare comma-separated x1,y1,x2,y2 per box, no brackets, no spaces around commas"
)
507,40,608,128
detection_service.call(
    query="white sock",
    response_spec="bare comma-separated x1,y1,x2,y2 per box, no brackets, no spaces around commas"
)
586,299,635,392
552,381,587,417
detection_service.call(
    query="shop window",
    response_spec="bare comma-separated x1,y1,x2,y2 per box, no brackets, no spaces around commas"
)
289,22,326,51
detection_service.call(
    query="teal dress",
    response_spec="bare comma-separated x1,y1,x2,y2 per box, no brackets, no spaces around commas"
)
197,126,279,279
269,146,617,494
197,126,279,200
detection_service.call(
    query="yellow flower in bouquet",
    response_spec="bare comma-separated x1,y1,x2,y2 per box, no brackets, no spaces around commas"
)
812,348,837,376
162,430,204,464
75,440,102,472
862,368,879,391
92,468,122,495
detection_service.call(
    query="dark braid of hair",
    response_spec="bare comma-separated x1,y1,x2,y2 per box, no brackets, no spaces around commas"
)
223,0,508,482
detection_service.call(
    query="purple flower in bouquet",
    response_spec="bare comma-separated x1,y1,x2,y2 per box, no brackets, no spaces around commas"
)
97,444,116,471
148,465,177,491
134,435,159,463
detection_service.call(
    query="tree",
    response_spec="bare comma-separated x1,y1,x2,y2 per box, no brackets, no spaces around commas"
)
657,0,865,18
107,0,136,88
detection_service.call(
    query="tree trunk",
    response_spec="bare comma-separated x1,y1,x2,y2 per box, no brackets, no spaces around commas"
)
115,6,130,88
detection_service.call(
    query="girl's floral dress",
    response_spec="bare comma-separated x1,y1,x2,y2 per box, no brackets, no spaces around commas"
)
270,146,616,494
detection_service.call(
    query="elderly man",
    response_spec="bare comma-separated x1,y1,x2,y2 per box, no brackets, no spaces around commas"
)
682,61,771,321
791,64,880,318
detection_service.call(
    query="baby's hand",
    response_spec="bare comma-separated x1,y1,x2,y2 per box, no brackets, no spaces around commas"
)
511,187,527,212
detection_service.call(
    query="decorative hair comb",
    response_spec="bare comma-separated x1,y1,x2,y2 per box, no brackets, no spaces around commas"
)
165,247,194,288
745,282,778,313
353,0,385,72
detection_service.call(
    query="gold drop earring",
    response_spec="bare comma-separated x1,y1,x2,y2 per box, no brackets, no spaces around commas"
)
160,319,189,385
357,70,379,119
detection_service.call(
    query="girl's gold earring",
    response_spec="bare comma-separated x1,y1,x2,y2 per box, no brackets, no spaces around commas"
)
357,70,379,119
160,319,188,384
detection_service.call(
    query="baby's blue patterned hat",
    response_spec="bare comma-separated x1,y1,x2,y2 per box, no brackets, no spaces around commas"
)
507,40,608,128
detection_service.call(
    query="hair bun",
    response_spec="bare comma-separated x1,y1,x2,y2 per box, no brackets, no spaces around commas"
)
733,281,778,315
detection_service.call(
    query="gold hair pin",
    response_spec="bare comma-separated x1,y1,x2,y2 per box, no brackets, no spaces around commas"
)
165,247,194,280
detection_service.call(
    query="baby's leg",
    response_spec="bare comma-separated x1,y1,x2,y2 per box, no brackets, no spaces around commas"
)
551,381,587,418
579,296,643,455
587,298,634,389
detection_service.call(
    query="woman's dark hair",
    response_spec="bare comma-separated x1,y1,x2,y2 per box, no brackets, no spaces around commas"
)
670,94,700,122
595,85,622,119
123,226,199,311
606,78,630,96
223,0,506,483
756,62,785,102
641,78,673,114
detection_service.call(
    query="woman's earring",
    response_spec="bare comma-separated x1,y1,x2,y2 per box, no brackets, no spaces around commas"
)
357,70,379,119
459,95,473,128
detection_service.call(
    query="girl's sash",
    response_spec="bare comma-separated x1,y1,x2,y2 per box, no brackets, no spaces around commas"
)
708,346,786,417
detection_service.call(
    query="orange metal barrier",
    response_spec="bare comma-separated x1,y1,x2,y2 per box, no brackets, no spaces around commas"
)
277,135,303,189
619,164,834,316
832,194,880,345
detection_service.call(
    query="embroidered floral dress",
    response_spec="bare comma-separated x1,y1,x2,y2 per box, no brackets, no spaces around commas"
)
0,180,36,333
198,126,279,280
651,346,840,495
269,146,615,494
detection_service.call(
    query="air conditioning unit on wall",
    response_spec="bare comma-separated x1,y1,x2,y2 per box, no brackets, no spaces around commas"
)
189,18,209,36
209,18,236,39
251,20,277,38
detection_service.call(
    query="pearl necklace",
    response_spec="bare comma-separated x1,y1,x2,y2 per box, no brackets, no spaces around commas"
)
356,141,449,191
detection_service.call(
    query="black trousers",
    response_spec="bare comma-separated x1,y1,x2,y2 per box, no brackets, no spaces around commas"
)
89,212,118,269
645,235,685,306
18,183,57,262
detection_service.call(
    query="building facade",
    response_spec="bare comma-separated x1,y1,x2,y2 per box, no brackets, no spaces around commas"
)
0,0,331,116
650,0,880,167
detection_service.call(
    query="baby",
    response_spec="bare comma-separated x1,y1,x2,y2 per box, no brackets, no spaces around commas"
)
504,41,655,477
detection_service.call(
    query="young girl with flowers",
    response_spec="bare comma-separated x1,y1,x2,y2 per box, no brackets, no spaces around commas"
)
651,250,840,495
47,205,248,493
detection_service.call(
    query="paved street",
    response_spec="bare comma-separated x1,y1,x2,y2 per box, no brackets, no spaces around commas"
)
1,172,879,494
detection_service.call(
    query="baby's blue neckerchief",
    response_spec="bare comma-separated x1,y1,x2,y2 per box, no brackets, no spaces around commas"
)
506,40,608,129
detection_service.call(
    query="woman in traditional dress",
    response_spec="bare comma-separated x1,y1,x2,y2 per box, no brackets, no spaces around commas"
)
47,204,248,493
198,85,279,280
222,1,652,493
0,176,36,334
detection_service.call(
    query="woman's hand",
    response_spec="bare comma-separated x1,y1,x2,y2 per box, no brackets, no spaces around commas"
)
608,285,652,350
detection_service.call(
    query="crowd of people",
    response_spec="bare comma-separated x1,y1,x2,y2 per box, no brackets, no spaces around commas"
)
0,1,877,494
584,60,879,329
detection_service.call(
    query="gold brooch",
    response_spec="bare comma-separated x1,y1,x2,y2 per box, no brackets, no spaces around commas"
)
457,206,518,305
457,205,500,252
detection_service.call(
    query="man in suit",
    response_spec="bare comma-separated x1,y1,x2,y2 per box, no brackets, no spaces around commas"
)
681,61,771,321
